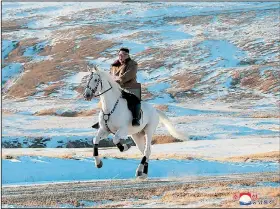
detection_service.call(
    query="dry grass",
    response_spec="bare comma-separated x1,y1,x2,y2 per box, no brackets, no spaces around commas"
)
5,38,38,64
251,112,280,119
75,109,98,117
222,91,264,103
122,31,158,41
6,59,67,98
33,108,97,117
2,147,278,163
217,151,280,163
174,14,213,26
1,148,197,161
241,74,261,88
5,26,115,98
239,68,279,94
142,92,154,100
2,19,29,32
51,25,106,40
141,87,155,100
43,82,64,96
152,135,183,145
60,153,75,159
169,72,203,93
137,48,161,60
2,109,16,114
33,108,57,116
72,85,85,95
161,179,280,208
213,187,280,208
2,164,278,208
155,105,169,112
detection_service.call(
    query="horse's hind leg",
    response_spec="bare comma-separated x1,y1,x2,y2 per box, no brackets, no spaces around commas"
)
139,118,159,179
131,132,146,177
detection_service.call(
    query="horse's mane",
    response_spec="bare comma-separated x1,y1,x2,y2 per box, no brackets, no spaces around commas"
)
97,69,122,93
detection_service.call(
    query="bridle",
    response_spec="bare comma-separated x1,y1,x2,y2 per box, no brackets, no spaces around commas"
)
86,72,112,97
85,71,119,134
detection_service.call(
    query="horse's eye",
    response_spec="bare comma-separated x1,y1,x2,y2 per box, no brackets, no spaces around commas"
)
94,79,98,82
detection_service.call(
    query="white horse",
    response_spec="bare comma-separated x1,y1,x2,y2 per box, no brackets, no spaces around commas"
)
83,66,188,179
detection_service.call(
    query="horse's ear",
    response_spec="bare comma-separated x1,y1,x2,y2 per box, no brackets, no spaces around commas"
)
87,66,92,73
92,65,99,72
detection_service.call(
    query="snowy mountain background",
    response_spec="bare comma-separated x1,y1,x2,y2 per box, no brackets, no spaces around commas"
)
2,2,279,148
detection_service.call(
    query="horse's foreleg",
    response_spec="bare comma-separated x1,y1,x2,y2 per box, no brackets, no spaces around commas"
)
113,128,131,152
93,128,109,168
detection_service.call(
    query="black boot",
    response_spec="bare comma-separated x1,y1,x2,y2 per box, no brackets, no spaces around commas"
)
92,122,99,129
132,103,141,126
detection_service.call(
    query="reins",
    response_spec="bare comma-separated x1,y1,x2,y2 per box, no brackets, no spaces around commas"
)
86,73,113,97
86,72,119,133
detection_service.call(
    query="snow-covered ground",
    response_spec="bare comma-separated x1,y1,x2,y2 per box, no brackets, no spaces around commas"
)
2,155,278,185
1,2,279,202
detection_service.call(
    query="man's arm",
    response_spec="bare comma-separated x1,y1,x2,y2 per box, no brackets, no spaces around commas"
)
109,65,114,75
110,66,121,84
118,62,138,85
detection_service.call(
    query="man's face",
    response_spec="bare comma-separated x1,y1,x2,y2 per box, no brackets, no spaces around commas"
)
118,51,129,64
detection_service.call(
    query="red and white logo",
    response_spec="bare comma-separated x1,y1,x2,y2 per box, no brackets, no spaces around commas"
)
233,192,258,205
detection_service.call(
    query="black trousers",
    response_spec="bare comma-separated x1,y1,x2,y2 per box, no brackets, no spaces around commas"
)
121,90,140,111
92,90,141,129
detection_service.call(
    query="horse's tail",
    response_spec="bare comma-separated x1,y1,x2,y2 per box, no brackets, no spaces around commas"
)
156,109,188,141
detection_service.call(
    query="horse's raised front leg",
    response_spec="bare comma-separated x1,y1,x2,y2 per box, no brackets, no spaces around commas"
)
93,128,110,168
113,127,131,152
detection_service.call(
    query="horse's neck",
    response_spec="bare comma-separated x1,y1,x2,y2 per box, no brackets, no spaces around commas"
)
99,80,121,114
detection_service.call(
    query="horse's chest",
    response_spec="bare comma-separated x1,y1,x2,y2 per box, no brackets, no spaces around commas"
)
100,117,119,133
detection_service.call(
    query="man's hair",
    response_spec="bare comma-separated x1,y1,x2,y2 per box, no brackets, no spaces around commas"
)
119,47,129,54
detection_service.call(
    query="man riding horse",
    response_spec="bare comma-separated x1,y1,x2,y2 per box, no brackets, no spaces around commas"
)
92,47,141,129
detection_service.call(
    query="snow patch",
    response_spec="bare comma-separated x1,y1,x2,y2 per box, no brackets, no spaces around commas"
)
2,156,278,185
2,40,18,60
2,63,23,85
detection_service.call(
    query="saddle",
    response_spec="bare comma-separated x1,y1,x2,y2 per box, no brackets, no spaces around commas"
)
124,83,141,100
91,83,142,129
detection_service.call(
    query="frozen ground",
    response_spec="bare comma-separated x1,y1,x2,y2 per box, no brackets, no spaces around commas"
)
2,155,278,185
1,2,280,208
2,172,279,208
2,97,279,148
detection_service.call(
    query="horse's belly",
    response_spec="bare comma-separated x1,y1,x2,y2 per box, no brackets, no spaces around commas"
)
100,102,157,135
127,124,146,135
106,123,146,135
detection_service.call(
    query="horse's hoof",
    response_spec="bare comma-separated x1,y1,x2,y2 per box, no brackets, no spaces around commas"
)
96,160,103,168
136,170,143,177
123,143,131,152
136,173,148,180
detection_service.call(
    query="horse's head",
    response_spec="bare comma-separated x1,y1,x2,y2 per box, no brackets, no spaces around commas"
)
83,66,102,101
